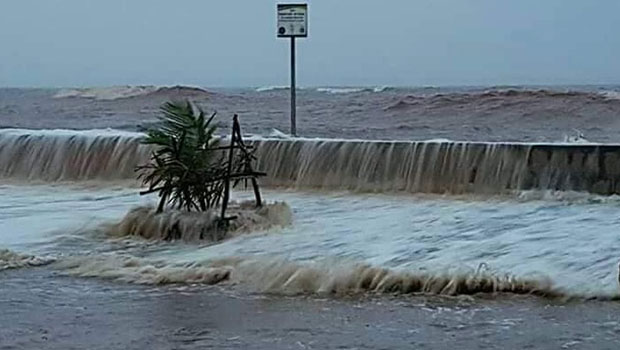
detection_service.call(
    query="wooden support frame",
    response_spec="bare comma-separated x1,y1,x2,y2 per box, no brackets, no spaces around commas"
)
220,114,264,222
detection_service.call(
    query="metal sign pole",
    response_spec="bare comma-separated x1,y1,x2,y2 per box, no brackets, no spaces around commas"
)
290,36,297,136
277,3,306,137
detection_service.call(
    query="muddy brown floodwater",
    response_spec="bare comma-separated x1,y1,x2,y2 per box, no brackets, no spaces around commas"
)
3,85,620,349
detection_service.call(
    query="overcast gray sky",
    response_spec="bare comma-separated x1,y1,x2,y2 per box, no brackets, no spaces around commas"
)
1,0,618,87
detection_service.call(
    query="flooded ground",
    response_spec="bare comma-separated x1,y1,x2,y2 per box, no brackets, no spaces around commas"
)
3,185,620,295
2,184,620,348
3,86,620,348
3,268,620,349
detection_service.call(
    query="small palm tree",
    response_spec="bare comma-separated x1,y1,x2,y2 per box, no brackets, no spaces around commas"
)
138,100,225,212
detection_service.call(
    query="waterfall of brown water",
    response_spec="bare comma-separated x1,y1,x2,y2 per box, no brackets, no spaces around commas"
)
251,140,532,194
250,139,620,194
2,129,620,194
0,130,151,181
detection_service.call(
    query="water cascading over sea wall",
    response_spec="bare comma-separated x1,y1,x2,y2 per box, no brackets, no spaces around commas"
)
0,130,150,181
2,129,620,195
252,139,620,195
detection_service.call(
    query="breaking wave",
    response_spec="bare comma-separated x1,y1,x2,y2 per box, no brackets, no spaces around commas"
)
384,88,619,111
53,85,210,101
54,254,571,299
600,90,620,101
54,86,158,100
316,86,393,94
372,85,392,93
255,86,290,92
0,249,56,271
106,202,292,242
316,87,366,94
255,86,392,94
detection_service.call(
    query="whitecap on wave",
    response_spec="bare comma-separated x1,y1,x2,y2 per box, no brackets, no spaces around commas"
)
316,87,366,94
54,86,159,101
372,86,391,93
599,90,620,100
315,86,392,94
255,86,290,92
53,85,210,101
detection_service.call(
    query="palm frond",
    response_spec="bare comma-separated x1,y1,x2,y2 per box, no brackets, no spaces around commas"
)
137,100,226,213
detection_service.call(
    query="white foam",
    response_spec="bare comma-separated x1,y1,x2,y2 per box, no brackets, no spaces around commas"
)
0,249,56,270
562,129,586,143
255,85,289,92
316,87,365,94
315,86,391,94
372,86,391,93
599,90,620,100
267,128,291,139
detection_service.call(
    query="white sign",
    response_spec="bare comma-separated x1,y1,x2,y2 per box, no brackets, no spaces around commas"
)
277,4,308,38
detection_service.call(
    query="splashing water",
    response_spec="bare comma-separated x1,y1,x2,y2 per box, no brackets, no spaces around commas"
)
3,129,620,195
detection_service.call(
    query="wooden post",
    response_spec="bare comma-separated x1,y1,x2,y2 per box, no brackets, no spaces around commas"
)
220,115,238,220
232,117,262,207
220,114,265,220
250,174,263,207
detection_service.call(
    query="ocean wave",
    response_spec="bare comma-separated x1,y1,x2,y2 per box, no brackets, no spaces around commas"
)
0,249,56,271
315,86,393,94
372,85,392,93
55,254,572,299
106,202,292,242
479,89,588,98
384,88,615,111
599,90,620,100
53,85,210,101
255,86,392,94
54,86,157,100
255,86,290,92
316,87,366,94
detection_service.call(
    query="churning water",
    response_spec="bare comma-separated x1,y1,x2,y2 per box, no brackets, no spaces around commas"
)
4,86,620,348
1,121,620,298
2,180,620,298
